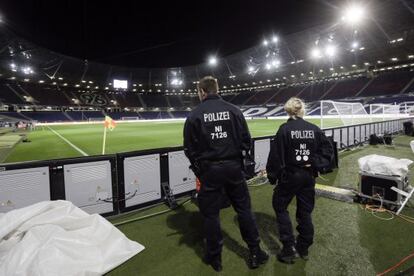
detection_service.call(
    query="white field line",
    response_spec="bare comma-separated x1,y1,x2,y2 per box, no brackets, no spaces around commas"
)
47,126,89,156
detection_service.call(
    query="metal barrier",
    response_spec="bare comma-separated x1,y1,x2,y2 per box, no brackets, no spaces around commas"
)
0,117,412,216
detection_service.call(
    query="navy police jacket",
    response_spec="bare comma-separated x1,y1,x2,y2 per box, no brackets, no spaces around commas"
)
183,94,251,170
266,117,333,183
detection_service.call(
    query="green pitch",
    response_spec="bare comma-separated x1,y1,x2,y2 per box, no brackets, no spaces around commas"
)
4,118,342,163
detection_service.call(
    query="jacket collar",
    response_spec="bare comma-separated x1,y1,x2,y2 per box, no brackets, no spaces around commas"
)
202,94,221,102
288,116,303,122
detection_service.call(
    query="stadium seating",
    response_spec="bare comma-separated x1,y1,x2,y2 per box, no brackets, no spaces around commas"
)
322,77,369,100
0,112,32,121
18,83,72,106
244,88,279,105
230,91,256,105
113,92,143,107
221,94,236,103
300,81,336,102
141,94,169,108
21,111,69,122
272,85,307,103
358,70,414,97
0,83,27,104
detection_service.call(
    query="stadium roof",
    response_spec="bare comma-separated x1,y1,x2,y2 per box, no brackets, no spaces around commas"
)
0,0,413,92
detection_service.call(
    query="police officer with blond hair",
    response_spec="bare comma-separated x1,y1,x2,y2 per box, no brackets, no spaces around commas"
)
184,76,268,272
267,97,333,264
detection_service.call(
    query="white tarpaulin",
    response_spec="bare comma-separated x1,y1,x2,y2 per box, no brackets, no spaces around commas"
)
358,154,413,178
0,200,144,276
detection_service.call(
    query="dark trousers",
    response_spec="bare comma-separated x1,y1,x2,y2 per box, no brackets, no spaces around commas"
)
272,167,315,251
198,160,260,259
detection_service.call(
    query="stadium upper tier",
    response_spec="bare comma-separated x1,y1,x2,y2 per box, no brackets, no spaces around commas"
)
0,1,413,95
0,67,413,111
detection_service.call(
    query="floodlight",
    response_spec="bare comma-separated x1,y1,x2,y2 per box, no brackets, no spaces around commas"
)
22,66,33,75
263,40,268,46
171,78,183,86
351,41,359,49
271,59,280,67
208,56,217,66
10,63,17,72
325,45,336,58
272,36,278,43
265,63,272,70
310,48,322,59
342,4,365,25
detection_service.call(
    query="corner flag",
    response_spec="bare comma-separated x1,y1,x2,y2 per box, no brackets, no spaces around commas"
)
104,116,116,130
102,116,116,154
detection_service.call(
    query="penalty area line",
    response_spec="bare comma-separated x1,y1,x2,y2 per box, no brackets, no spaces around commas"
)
47,126,89,156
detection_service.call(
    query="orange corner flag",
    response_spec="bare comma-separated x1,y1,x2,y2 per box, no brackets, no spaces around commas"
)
104,116,116,130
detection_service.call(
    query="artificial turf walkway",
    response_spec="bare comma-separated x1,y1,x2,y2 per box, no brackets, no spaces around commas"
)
107,135,414,276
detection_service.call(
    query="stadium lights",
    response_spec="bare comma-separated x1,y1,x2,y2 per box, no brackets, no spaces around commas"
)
310,48,322,59
325,45,337,58
10,63,17,72
341,4,365,25
263,40,268,46
271,59,281,67
208,56,218,66
272,36,278,43
265,63,272,70
22,66,34,75
170,78,183,87
351,41,359,49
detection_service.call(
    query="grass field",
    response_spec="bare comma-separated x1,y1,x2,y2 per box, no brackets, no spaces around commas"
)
3,118,335,163
106,135,414,276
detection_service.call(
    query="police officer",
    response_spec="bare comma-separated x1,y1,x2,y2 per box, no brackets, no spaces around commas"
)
184,76,268,272
266,97,333,264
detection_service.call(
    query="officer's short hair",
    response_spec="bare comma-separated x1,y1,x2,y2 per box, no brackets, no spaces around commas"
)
198,76,219,94
285,97,305,118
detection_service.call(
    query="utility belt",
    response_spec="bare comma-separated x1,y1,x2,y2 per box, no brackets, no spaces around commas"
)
192,157,243,177
201,158,241,165
284,164,315,176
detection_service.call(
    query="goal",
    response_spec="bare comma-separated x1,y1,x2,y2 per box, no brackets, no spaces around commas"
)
369,104,400,121
320,100,369,129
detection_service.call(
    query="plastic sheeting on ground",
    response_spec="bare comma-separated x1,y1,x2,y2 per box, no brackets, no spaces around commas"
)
0,200,144,276
358,154,413,179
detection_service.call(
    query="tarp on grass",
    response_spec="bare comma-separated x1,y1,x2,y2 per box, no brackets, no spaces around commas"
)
0,200,144,276
358,154,413,178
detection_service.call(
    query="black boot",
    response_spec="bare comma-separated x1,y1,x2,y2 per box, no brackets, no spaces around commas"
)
204,255,222,272
295,246,309,261
277,246,298,264
248,247,269,269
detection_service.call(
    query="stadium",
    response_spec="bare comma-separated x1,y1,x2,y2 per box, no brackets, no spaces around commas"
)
0,0,414,275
